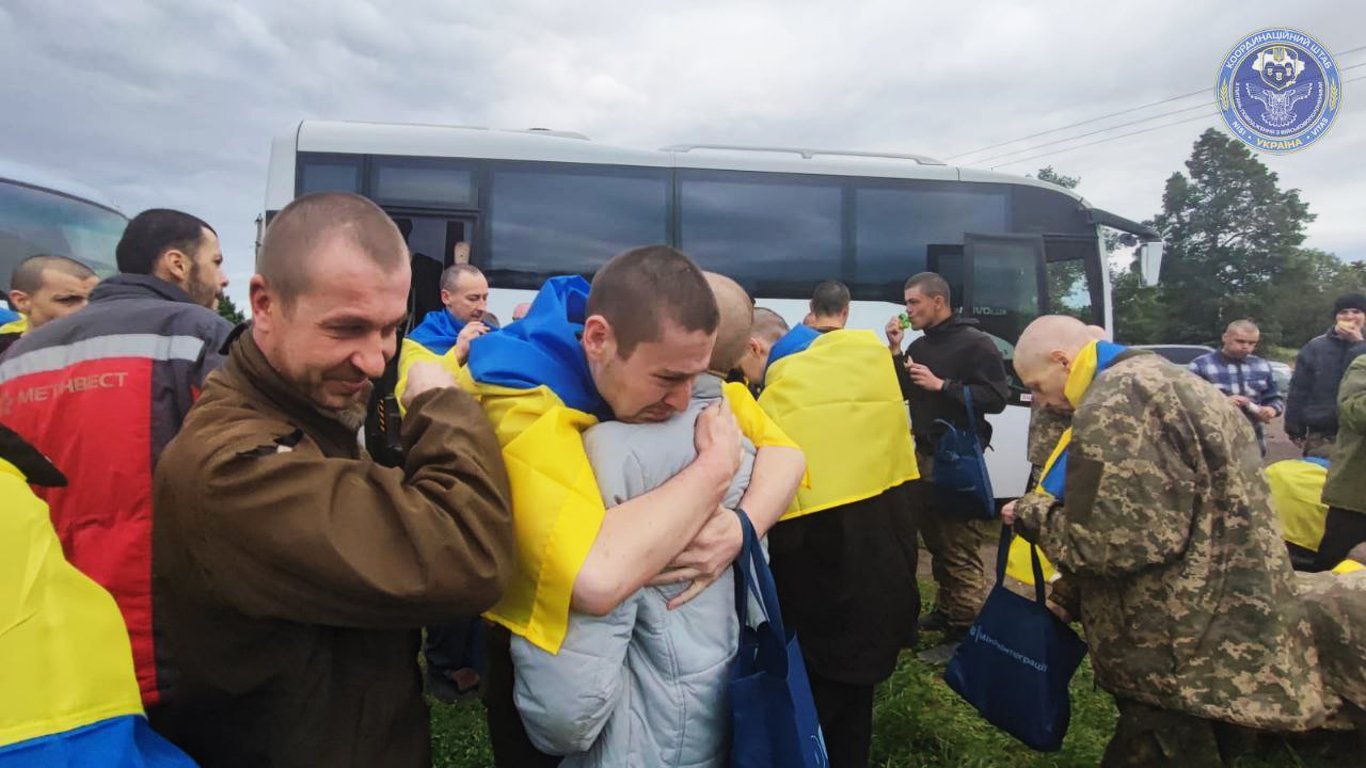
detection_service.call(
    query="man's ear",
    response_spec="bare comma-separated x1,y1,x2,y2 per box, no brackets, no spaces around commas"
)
1050,349,1071,370
439,288,453,307
155,248,190,286
249,275,273,332
582,314,613,362
8,289,31,316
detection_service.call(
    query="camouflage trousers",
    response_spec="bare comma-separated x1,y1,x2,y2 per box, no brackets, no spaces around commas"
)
1102,699,1258,768
912,452,991,630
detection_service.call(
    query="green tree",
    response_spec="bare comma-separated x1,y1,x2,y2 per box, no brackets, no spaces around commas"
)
1032,166,1081,190
218,294,245,325
1132,128,1315,345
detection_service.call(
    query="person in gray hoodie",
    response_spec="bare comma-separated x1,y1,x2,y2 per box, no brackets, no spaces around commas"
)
511,274,790,768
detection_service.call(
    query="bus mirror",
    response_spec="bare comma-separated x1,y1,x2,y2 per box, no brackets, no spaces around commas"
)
1138,241,1164,287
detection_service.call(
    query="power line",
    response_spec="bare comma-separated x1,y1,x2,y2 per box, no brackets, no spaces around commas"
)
969,101,1213,166
948,43,1366,161
986,74,1364,170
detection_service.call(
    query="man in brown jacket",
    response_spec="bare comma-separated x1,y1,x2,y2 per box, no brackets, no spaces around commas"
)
151,192,515,767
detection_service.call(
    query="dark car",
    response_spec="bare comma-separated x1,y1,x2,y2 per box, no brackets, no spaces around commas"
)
1133,344,1216,366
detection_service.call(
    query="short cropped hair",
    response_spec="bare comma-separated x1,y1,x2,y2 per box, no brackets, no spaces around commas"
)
1226,319,1259,335
810,279,850,317
705,273,754,373
116,209,216,275
10,254,96,293
258,192,406,305
904,272,951,303
441,263,484,293
751,307,790,344
587,245,719,358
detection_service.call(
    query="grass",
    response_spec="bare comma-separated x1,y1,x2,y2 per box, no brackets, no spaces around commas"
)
429,581,1353,767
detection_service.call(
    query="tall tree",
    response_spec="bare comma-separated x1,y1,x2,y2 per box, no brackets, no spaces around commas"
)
217,294,245,325
1137,128,1315,345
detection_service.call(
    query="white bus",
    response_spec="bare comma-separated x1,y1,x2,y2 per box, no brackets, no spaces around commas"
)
261,120,1162,497
1,160,126,291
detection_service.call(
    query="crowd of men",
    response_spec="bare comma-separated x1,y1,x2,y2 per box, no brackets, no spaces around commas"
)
2,191,1364,768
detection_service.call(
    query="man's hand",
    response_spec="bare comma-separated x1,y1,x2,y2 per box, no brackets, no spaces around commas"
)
1046,599,1073,624
649,505,744,610
1230,395,1252,409
885,315,905,352
907,363,945,392
1257,406,1277,424
1339,324,1365,343
401,361,458,410
694,401,742,482
1000,499,1017,527
453,321,490,363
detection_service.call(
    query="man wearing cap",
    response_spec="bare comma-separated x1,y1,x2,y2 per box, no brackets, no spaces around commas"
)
1286,294,1366,456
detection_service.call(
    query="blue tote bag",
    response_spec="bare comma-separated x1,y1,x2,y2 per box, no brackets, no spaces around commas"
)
729,511,829,768
932,387,996,519
944,527,1088,752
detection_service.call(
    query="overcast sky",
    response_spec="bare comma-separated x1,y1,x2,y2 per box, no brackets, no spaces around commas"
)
3,0,1362,307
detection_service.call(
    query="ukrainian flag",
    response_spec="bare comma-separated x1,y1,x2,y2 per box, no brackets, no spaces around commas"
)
758,326,919,520
0,430,195,766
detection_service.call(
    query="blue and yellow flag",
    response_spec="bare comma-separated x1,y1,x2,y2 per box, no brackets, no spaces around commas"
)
759,327,918,520
0,440,194,765
1007,340,1127,586
0,312,27,337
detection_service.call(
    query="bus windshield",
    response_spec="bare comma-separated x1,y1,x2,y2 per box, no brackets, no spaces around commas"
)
0,179,125,282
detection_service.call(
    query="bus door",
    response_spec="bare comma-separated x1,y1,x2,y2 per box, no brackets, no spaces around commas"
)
961,233,1046,399
385,210,481,329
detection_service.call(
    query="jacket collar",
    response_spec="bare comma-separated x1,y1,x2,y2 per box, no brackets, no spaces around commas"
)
226,327,362,454
923,313,976,337
90,273,199,306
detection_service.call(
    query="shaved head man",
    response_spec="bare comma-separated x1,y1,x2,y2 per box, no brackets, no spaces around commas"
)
1014,315,1104,413
1008,314,1332,762
8,254,99,329
153,192,514,767
1188,318,1283,455
703,272,754,375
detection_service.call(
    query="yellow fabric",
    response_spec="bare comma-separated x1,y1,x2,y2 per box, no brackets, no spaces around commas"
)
0,316,27,336
1333,559,1365,575
1063,339,1100,409
0,458,144,749
721,381,812,489
479,377,813,654
476,383,603,654
1265,460,1330,553
395,337,474,416
1004,344,1101,587
758,330,919,520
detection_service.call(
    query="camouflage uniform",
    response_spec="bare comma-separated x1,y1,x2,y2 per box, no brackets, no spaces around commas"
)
1015,351,1334,760
1025,400,1070,474
1296,570,1366,720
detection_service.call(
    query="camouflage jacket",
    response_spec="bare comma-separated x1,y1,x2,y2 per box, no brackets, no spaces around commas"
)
1025,400,1071,471
1295,571,1366,714
1015,351,1333,730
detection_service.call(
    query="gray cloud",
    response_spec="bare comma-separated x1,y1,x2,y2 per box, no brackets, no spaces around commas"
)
2,0,1361,306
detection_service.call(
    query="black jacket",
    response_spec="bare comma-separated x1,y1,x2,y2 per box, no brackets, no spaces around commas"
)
1285,328,1366,438
895,315,1009,452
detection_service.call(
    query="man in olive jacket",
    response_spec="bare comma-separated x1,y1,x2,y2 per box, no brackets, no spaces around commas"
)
1007,316,1332,766
1320,353,1366,570
152,193,515,767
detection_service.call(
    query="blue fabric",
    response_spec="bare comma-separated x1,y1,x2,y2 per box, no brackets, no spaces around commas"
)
764,325,820,375
466,276,610,420
931,386,997,519
406,309,467,356
1302,456,1332,470
1039,341,1128,503
0,715,197,767
0,307,18,324
730,510,828,768
945,528,1089,752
